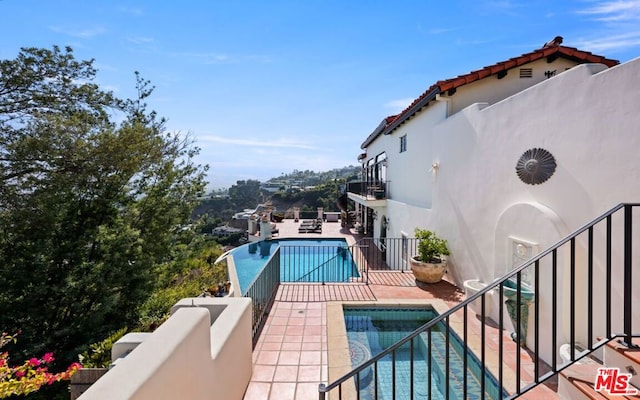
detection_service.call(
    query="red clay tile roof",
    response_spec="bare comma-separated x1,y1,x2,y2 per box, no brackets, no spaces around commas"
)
361,45,619,149
384,115,398,124
360,114,399,152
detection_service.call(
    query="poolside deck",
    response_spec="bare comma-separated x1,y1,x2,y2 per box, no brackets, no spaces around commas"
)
243,219,560,400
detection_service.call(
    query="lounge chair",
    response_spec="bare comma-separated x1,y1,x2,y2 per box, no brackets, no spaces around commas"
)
298,219,322,233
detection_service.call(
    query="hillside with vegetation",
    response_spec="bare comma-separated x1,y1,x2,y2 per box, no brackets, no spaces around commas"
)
0,46,361,400
193,166,360,225
0,47,228,399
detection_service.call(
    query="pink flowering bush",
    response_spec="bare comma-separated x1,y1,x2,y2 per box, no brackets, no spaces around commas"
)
0,332,82,398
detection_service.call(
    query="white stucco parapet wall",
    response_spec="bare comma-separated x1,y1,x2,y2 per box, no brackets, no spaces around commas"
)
376,59,640,284
364,57,640,363
78,297,253,400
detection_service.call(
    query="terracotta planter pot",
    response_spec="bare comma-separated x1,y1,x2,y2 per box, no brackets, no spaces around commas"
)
410,257,447,284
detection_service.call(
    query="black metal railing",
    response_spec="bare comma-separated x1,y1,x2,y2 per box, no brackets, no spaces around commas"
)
280,244,365,284
350,237,418,271
244,247,280,347
346,180,391,200
278,238,420,285
319,203,640,399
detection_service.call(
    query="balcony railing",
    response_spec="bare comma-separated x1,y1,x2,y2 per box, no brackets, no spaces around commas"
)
319,203,640,399
346,180,390,200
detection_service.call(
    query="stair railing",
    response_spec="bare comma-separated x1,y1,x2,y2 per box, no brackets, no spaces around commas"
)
319,203,640,399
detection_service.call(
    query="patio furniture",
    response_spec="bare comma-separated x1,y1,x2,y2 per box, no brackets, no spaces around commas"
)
298,219,322,233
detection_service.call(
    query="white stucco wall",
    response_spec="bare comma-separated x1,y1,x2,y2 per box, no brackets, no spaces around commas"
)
431,60,640,277
78,297,253,400
368,57,640,363
364,101,448,210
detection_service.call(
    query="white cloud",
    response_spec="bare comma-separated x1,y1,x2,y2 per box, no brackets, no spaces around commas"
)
384,98,414,113
199,135,317,150
479,0,527,16
578,0,640,22
428,27,457,35
117,6,144,16
574,31,640,52
49,25,107,39
127,36,154,45
174,52,272,65
574,1,640,53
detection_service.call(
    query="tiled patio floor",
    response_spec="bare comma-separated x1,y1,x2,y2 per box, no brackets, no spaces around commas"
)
245,278,560,399
243,220,560,399
244,300,328,400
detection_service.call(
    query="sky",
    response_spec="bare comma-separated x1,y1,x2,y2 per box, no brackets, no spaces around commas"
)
1,1,640,190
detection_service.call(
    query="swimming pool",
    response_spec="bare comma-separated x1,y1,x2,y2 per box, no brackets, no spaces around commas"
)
230,238,359,294
344,306,505,400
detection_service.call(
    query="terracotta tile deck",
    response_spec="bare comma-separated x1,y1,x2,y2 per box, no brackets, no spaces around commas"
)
243,219,560,399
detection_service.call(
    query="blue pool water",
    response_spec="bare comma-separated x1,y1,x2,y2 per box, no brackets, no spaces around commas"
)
231,238,359,294
344,307,505,400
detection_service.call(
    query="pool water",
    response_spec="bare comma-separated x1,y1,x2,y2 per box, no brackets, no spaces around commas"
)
231,238,359,294
344,307,505,400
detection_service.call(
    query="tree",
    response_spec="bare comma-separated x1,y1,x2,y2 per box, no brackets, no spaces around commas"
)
0,46,207,370
227,179,262,210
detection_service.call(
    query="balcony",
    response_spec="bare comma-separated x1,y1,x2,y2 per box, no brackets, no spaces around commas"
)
346,180,389,207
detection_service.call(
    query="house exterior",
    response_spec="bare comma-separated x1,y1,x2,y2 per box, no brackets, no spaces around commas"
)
348,43,640,362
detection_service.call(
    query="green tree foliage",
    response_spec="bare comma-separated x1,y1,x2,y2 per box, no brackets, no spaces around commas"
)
193,179,262,220
77,328,128,369
137,242,227,328
0,46,207,365
270,180,344,212
227,179,262,210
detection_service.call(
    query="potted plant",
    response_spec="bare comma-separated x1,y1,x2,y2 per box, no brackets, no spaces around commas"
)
271,211,284,222
410,228,450,284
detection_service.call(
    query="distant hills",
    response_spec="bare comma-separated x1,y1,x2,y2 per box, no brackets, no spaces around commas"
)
195,166,361,221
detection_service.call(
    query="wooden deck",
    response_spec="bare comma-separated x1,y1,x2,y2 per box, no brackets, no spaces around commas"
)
276,270,456,302
276,283,376,302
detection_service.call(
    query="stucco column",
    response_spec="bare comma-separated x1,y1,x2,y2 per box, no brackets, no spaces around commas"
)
260,219,272,240
293,207,300,222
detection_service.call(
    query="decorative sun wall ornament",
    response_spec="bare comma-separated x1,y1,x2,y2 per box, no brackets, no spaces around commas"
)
515,148,557,185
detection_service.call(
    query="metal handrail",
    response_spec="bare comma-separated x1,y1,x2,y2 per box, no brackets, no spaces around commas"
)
319,203,640,399
293,245,358,283
244,246,280,347
280,244,362,283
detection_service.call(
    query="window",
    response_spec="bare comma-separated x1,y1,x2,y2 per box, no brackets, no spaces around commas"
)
375,152,387,182
400,135,407,153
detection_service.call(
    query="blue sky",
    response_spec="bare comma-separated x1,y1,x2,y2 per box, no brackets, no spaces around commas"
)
1,1,639,190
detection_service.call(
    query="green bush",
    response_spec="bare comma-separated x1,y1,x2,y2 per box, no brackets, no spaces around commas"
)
137,248,228,328
414,228,450,263
78,328,128,368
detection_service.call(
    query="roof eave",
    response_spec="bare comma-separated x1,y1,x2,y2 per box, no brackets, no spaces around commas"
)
360,88,440,148
360,118,391,149
381,87,440,137
360,45,619,150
